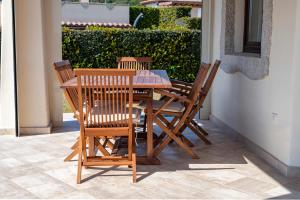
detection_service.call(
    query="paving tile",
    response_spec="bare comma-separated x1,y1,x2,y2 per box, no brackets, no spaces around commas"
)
264,186,300,199
18,153,55,163
0,180,37,199
201,186,256,199
195,169,247,185
11,172,62,189
0,116,299,199
226,177,277,194
26,183,75,199
53,191,96,199
0,157,25,168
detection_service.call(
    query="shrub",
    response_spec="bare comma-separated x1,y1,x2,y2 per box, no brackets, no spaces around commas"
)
129,6,191,30
176,7,192,18
186,17,202,30
62,28,201,82
129,6,160,29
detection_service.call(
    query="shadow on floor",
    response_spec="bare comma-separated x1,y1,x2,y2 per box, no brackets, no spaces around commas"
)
55,113,300,199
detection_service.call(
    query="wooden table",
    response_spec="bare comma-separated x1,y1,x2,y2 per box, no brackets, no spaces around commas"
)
61,70,172,165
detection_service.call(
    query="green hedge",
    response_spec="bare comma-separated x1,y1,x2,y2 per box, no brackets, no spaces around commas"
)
129,6,191,29
129,6,160,29
62,28,201,82
186,17,202,30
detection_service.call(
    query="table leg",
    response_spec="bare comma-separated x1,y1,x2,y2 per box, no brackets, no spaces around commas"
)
147,89,154,157
137,89,161,165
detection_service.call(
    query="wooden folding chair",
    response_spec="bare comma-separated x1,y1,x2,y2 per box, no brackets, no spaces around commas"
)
75,69,137,183
53,60,114,161
141,63,211,159
53,60,81,161
53,60,79,119
169,60,221,145
117,57,153,70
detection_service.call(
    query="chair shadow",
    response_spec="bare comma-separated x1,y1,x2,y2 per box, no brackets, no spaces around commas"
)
59,116,300,198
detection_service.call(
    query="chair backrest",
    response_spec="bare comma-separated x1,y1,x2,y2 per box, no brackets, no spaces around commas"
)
117,57,153,70
53,60,79,117
187,63,211,103
188,60,221,120
201,60,221,97
173,63,210,132
74,69,136,128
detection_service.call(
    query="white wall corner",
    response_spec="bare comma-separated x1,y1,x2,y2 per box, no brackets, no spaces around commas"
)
200,0,214,120
0,0,17,135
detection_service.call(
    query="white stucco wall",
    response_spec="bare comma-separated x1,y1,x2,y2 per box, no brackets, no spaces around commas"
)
44,0,63,127
15,0,51,128
289,1,300,167
191,7,201,17
14,0,62,133
0,0,17,135
0,2,2,28
210,0,300,166
61,2,129,23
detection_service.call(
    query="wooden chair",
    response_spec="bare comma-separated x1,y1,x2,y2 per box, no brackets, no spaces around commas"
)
53,60,81,161
75,69,137,183
53,60,79,119
117,57,153,70
140,63,211,159
168,60,221,145
53,60,114,161
117,57,153,133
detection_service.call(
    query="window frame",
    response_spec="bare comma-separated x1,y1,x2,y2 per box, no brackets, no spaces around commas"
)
243,0,263,54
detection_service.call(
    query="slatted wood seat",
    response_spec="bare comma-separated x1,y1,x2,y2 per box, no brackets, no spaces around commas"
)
75,69,137,183
140,63,211,159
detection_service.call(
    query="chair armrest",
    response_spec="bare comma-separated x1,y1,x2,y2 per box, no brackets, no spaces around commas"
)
171,79,193,87
154,89,191,103
170,79,193,94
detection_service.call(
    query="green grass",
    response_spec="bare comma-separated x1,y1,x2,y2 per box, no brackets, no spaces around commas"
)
63,97,73,113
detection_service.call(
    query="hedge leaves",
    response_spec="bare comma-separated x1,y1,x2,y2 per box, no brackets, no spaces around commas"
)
62,28,201,82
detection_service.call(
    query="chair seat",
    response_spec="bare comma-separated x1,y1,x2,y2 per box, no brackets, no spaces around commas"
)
86,107,141,126
137,100,185,113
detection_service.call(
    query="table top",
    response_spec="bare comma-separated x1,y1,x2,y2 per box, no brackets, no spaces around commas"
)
60,70,172,89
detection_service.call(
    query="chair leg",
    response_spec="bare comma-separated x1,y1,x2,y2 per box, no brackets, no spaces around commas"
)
132,153,137,183
64,148,79,162
154,118,199,159
71,139,79,150
77,136,84,184
143,114,147,133
191,119,209,136
154,114,178,147
94,139,110,156
180,135,195,147
77,152,82,184
187,123,212,145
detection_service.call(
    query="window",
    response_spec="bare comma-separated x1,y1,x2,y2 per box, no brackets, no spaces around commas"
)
244,0,263,54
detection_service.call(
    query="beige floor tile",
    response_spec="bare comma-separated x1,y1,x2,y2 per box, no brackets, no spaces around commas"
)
0,180,37,199
11,172,62,189
195,169,246,185
0,115,298,199
226,177,277,194
0,157,25,168
26,183,75,199
201,186,256,199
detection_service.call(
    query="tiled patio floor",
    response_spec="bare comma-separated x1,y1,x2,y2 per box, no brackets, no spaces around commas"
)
0,114,300,199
